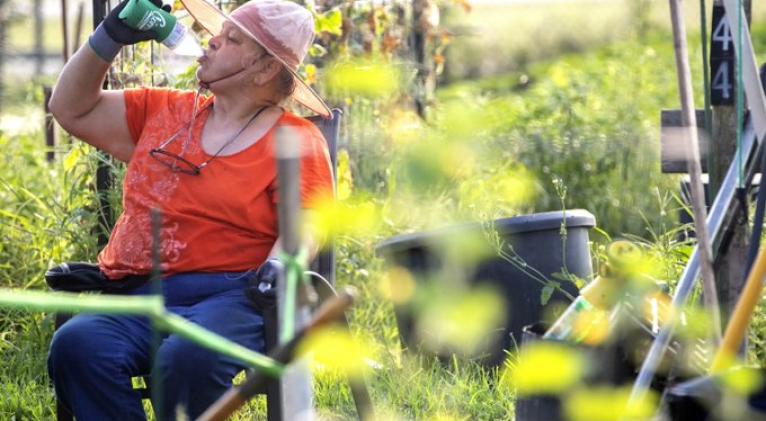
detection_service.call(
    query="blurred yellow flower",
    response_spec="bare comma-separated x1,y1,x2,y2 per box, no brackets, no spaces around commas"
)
550,64,571,89
508,342,585,395
307,196,381,241
564,386,658,421
417,288,505,355
336,149,353,201
437,101,496,142
676,305,714,341
386,110,425,148
400,139,478,189
430,229,494,269
720,367,764,396
297,326,375,377
573,308,610,346
457,166,537,215
378,266,417,304
324,59,400,98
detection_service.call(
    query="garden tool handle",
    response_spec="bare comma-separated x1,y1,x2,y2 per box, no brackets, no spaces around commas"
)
196,288,355,421
711,246,766,373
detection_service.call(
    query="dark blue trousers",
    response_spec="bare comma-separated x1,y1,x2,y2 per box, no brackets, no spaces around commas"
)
48,272,265,421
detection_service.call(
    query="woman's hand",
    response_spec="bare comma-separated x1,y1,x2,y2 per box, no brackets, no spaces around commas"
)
103,0,172,45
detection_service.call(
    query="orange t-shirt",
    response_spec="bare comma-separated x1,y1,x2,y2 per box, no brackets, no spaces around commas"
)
98,88,334,280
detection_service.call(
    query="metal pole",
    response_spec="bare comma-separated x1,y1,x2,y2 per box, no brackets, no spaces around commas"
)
276,127,302,257
74,1,85,52
274,126,314,420
668,0,723,342
92,0,106,33
34,0,44,75
61,0,70,62
44,86,55,163
92,0,113,247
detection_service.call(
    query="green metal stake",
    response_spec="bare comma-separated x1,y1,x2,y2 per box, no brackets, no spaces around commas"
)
0,289,163,315
157,313,284,378
0,289,285,378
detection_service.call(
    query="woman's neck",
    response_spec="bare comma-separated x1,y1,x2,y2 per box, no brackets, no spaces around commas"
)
210,91,274,123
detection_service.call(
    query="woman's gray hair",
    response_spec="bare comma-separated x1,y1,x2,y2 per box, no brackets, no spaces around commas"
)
274,65,297,103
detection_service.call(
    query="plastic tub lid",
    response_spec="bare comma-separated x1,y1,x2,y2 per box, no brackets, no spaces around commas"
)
376,209,596,254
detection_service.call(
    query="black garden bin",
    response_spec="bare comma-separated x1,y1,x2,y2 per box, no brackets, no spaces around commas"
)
376,209,596,366
516,311,688,421
515,322,649,421
664,367,766,421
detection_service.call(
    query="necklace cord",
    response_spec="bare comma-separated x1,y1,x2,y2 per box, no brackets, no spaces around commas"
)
198,105,269,169
203,107,268,165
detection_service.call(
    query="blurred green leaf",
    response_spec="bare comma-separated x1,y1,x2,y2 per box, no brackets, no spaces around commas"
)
540,285,554,305
315,9,343,36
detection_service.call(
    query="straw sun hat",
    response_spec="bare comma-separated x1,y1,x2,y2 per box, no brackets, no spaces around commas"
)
180,0,332,117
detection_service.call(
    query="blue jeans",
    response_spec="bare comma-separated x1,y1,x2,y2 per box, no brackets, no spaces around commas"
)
48,272,265,421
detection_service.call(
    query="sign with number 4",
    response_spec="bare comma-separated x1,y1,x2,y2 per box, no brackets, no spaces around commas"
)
711,5,735,105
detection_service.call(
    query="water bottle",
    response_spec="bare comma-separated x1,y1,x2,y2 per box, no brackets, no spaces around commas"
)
542,241,643,342
542,274,613,341
118,0,203,56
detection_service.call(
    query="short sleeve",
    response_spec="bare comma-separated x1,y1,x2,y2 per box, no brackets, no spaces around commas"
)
270,119,335,208
123,88,150,145
123,88,190,145
299,128,335,208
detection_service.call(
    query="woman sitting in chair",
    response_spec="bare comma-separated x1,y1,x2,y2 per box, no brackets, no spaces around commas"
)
47,0,333,419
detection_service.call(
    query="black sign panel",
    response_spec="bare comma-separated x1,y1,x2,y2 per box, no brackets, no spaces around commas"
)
711,58,734,104
711,4,735,105
711,5,734,58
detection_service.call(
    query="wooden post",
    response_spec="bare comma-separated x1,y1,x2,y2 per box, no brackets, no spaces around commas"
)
61,0,70,62
412,0,430,118
34,0,44,76
43,86,55,163
669,0,722,341
74,1,85,53
93,0,112,247
711,0,750,328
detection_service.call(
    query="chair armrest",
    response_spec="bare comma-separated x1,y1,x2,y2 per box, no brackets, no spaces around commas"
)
45,262,109,292
306,271,337,302
45,262,148,293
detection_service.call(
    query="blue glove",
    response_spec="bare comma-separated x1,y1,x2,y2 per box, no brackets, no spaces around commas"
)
104,0,171,45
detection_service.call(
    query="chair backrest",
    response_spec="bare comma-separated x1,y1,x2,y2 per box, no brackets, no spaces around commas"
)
306,109,342,285
306,108,341,173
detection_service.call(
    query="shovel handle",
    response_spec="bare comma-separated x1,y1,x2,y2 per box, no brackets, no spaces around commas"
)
711,246,766,373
